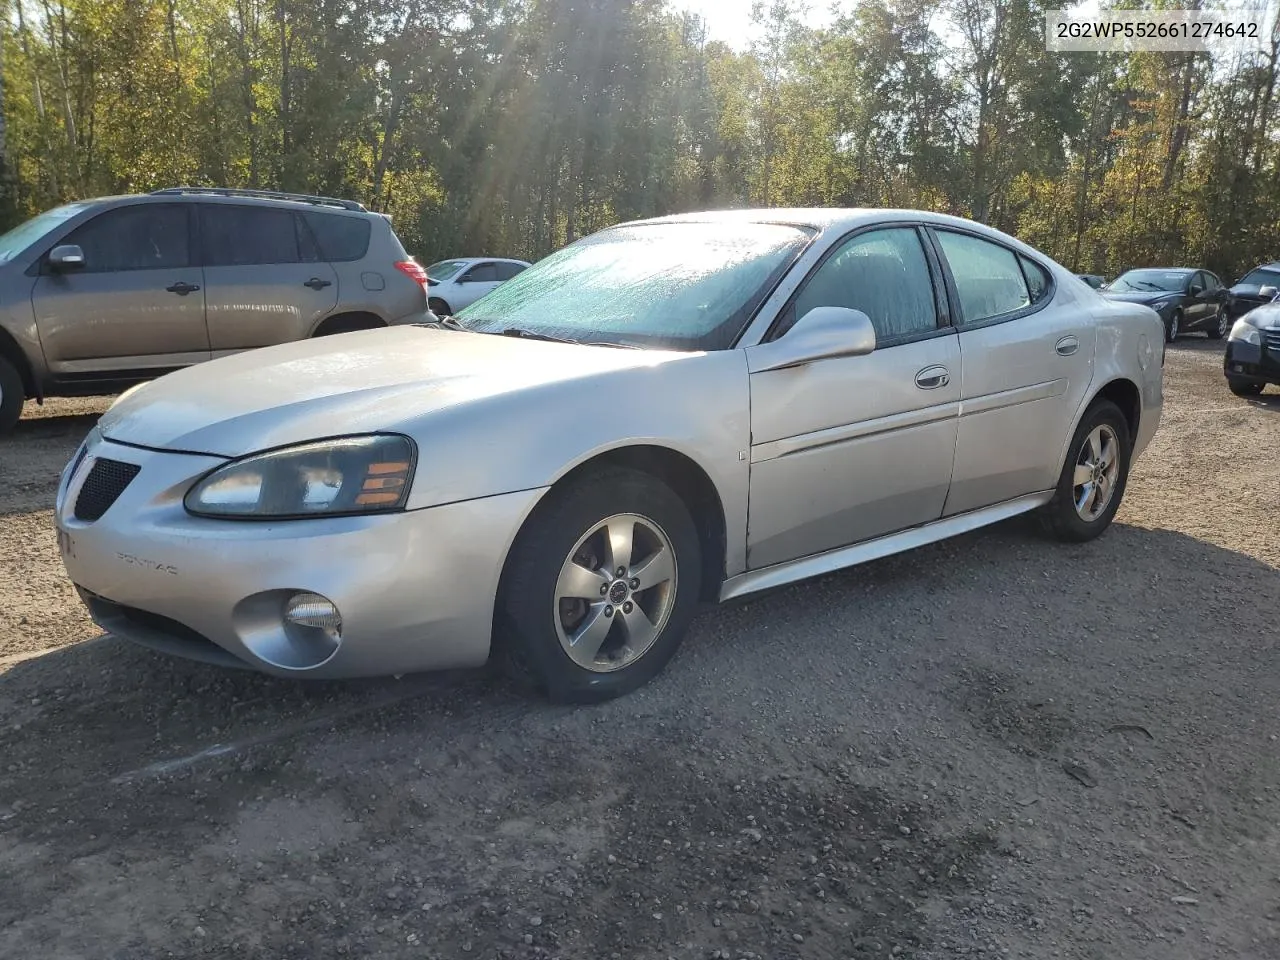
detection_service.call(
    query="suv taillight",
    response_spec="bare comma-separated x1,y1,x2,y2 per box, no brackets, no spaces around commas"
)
394,260,429,288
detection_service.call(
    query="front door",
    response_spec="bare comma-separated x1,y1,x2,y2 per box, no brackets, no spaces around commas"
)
198,203,339,355
31,203,209,377
451,261,502,311
746,225,961,570
930,228,1097,515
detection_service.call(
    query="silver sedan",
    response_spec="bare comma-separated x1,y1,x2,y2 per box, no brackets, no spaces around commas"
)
55,209,1165,701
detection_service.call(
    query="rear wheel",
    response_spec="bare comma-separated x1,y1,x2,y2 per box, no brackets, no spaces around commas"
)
0,356,24,435
1205,305,1228,340
1227,378,1265,397
494,467,702,703
1039,399,1131,543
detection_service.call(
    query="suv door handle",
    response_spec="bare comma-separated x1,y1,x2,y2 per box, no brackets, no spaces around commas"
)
914,365,950,389
304,277,332,290
1056,335,1080,356
165,281,200,295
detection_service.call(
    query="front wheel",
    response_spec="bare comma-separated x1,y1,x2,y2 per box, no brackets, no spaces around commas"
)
428,297,452,317
1039,399,1131,543
1205,305,1228,340
1227,378,1265,397
494,467,702,703
1165,311,1181,343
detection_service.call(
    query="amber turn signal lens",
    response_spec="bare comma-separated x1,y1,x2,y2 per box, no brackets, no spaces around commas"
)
355,459,410,507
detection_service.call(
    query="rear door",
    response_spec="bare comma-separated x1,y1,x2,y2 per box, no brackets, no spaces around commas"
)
31,202,209,377
451,261,501,310
198,203,338,356
933,227,1096,516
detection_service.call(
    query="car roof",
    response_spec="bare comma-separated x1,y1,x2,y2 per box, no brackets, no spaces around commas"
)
80,192,373,216
429,256,529,265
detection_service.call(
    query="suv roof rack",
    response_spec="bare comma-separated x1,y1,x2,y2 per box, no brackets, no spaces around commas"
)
150,187,367,212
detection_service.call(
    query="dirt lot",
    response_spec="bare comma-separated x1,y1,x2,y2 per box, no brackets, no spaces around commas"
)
1,340,1278,960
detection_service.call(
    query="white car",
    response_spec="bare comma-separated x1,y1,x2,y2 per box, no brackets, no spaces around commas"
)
425,257,531,316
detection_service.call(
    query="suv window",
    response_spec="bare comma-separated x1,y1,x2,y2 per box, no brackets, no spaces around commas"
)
790,227,937,342
936,231,1031,324
304,212,371,262
64,204,190,273
462,262,497,283
201,205,303,266
495,261,526,281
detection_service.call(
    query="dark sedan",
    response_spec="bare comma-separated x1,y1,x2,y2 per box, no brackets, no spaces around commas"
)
1102,268,1231,342
1226,262,1280,318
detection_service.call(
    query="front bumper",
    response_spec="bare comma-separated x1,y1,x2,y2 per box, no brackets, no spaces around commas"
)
55,433,545,678
1224,336,1280,384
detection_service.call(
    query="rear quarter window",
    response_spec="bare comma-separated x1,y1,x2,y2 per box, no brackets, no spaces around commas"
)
304,212,372,262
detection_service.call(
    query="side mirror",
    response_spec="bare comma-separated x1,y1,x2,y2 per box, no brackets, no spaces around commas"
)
1187,282,1203,296
1260,285,1278,300
746,306,877,373
48,244,85,271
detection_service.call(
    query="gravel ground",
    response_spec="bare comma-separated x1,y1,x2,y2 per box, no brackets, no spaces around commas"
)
1,339,1278,960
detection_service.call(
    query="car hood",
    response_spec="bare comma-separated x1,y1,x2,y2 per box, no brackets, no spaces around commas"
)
1239,303,1280,329
1102,290,1178,305
99,327,683,457
1229,283,1274,300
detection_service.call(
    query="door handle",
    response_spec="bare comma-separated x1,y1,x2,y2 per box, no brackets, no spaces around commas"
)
1056,335,1080,356
165,281,200,295
914,365,950,390
304,277,333,290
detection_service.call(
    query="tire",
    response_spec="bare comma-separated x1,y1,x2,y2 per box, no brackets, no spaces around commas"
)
428,298,452,317
1164,311,1181,342
1039,399,1131,543
1227,378,1264,397
1205,305,1228,340
0,355,24,436
494,466,702,703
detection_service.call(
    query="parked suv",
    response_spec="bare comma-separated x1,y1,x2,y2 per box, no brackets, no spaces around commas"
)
0,187,433,433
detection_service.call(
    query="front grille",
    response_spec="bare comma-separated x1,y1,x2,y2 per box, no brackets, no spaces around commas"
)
73,458,141,522
1265,330,1280,353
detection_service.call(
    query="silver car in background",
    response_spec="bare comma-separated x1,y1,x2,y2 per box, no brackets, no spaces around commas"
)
424,257,531,317
55,209,1164,702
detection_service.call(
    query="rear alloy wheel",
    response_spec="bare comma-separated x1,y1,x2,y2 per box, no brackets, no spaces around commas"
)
0,356,24,435
1227,377,1265,397
1039,399,1131,543
1206,305,1228,340
494,467,702,703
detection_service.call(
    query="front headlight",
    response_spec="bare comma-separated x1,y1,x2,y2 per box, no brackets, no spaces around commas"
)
1228,320,1262,346
185,434,416,519
1152,297,1178,313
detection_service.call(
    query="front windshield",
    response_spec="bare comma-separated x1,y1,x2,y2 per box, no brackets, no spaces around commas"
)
0,202,93,263
427,259,469,281
1109,269,1191,293
456,221,814,350
1239,267,1280,288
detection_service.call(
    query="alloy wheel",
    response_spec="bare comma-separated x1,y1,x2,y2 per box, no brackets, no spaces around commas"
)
1072,424,1120,522
553,513,678,673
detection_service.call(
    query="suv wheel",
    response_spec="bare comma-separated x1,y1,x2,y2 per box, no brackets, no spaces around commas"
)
0,356,23,435
494,467,702,703
1039,399,1131,543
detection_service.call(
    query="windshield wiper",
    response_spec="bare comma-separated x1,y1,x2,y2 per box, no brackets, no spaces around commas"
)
501,327,580,344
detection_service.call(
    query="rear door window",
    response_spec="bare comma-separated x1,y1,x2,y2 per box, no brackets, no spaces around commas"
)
934,231,1031,324
303,212,371,262
201,205,302,266
495,261,527,281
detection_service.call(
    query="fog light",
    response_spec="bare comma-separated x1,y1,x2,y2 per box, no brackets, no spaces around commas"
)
284,592,342,637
